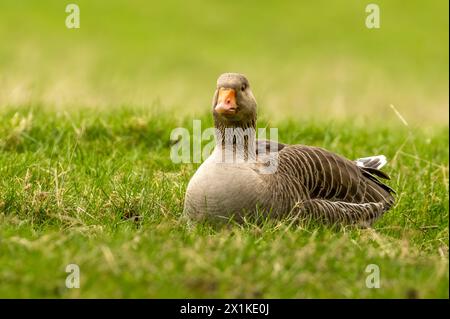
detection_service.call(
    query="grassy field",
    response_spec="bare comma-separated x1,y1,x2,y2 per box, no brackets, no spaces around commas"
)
0,1,448,298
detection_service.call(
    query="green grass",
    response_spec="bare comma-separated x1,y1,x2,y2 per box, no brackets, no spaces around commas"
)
0,107,448,298
0,0,448,298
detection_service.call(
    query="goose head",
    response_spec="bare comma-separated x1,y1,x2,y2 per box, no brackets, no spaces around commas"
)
212,73,257,127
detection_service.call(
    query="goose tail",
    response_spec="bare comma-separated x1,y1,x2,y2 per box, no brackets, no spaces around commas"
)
355,155,387,169
355,155,396,195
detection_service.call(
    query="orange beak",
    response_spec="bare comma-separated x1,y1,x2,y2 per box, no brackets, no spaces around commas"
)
215,88,237,115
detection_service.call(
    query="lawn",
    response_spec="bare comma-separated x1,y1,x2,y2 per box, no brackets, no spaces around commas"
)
0,0,448,298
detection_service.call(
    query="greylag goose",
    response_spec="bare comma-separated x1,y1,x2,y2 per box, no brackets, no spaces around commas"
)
183,73,395,225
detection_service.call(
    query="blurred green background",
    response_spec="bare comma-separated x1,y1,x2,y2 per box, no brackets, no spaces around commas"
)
0,0,448,125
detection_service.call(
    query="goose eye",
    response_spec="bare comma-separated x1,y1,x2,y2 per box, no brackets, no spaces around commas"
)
241,84,247,91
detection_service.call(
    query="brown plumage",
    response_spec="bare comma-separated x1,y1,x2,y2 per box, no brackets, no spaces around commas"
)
183,73,395,226
261,145,395,224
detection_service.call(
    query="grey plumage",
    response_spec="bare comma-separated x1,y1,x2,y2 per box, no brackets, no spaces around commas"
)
183,73,395,226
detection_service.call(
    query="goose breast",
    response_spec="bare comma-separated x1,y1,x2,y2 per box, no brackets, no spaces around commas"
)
183,150,265,221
